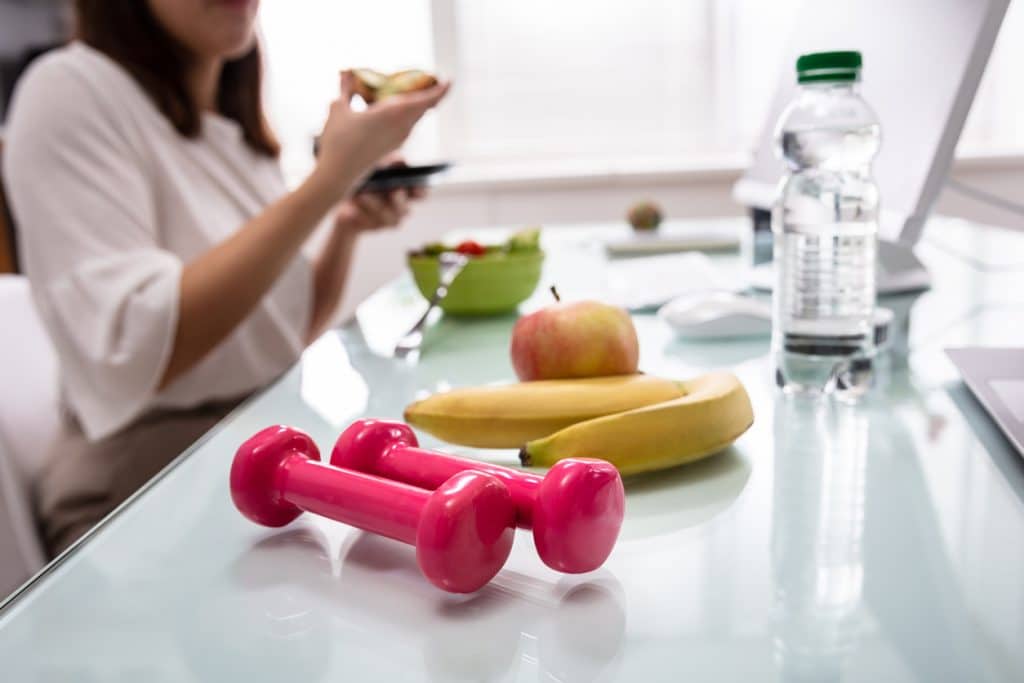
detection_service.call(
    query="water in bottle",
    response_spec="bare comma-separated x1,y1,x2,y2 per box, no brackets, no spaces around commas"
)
772,51,880,398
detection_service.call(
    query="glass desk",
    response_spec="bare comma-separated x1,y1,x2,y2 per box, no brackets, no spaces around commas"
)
2,218,1022,682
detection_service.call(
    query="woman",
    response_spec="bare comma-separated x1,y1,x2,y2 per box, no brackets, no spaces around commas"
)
3,0,448,556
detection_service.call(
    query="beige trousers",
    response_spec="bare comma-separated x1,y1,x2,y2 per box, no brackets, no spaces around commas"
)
34,397,246,557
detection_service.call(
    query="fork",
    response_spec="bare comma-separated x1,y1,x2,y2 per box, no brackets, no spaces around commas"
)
394,251,469,358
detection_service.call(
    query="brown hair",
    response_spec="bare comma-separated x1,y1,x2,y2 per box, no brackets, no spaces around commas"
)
74,0,279,157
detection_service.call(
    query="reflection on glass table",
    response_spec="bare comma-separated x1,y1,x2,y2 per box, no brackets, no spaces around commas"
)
772,388,1018,682
773,397,868,682
224,524,627,682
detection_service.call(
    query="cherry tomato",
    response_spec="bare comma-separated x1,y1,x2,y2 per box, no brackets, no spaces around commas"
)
454,240,487,256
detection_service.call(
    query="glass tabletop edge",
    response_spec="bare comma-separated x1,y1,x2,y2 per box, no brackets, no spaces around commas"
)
0,372,290,615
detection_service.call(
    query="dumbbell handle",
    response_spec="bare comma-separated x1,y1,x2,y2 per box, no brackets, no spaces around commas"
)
279,453,428,545
363,446,542,528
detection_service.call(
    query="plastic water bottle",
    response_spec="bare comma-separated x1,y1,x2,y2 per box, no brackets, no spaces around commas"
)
772,51,880,398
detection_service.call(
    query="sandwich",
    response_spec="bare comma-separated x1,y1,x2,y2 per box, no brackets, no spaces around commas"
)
351,68,439,103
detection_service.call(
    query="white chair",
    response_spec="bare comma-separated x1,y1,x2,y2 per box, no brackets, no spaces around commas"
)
0,274,59,598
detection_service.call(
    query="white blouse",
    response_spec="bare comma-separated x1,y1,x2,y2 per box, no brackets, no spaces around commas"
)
3,43,312,441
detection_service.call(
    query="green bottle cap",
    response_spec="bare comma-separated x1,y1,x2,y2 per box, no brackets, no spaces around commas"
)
796,50,862,84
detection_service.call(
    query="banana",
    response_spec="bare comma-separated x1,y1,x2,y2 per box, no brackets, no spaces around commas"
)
520,372,753,476
404,374,686,448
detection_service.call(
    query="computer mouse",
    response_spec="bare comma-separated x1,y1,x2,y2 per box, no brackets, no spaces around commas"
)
658,292,772,339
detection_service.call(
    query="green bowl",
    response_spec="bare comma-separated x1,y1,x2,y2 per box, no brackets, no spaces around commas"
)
408,251,544,316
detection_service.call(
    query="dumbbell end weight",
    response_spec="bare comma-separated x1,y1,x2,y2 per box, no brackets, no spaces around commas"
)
231,425,317,527
417,471,516,593
534,459,624,574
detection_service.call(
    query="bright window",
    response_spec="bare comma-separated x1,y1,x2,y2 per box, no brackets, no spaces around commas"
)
443,0,719,162
260,0,1024,183
959,0,1024,155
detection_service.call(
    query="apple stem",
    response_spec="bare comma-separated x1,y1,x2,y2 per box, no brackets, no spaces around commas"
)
550,286,561,302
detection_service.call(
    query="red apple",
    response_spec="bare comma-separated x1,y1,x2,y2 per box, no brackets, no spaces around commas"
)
510,292,639,381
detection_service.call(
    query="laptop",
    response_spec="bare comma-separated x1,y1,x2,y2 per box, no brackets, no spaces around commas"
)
946,347,1024,455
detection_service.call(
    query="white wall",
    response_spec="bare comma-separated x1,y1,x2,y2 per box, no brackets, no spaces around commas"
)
337,158,1024,319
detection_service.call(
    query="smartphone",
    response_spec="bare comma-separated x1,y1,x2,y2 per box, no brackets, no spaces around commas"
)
356,163,451,193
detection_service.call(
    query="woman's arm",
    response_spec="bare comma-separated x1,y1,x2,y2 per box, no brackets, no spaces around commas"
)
159,74,448,389
159,167,346,388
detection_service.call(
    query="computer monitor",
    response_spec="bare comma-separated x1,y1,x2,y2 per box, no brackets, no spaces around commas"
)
734,0,1010,293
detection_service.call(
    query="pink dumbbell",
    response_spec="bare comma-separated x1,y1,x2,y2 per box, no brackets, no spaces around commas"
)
331,419,625,573
230,425,517,593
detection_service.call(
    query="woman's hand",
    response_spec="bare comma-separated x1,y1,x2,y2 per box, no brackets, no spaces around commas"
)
333,155,429,234
311,72,449,203
333,189,411,233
